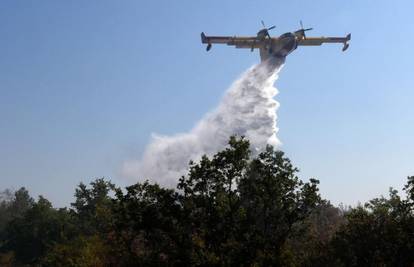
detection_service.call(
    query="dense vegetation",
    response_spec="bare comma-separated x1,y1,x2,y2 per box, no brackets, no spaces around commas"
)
1,136,413,266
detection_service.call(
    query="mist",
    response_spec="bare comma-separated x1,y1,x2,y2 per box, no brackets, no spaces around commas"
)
122,57,285,187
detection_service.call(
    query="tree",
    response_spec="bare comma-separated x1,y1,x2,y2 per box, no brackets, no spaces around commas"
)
0,189,14,239
177,137,322,266
328,179,414,266
71,178,117,235
177,136,250,265
9,137,414,266
0,187,34,235
285,202,345,266
2,196,73,265
237,146,321,266
42,235,110,267
111,182,183,266
0,187,36,265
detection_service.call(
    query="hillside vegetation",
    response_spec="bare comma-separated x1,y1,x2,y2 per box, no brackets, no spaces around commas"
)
1,137,413,266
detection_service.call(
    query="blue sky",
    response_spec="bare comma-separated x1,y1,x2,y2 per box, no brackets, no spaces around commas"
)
1,0,413,207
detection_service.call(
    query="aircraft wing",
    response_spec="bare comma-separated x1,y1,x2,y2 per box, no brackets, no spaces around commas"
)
298,34,351,51
201,32,261,50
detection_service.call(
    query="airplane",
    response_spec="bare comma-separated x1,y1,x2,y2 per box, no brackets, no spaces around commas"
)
201,21,351,62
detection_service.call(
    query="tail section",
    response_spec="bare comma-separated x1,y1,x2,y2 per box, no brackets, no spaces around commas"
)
201,32,212,51
201,32,207,43
342,33,351,51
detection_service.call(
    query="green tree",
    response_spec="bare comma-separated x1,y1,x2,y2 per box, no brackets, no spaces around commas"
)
237,147,321,266
40,179,118,267
177,137,322,266
42,235,110,267
177,136,250,266
328,178,414,266
285,202,345,266
71,178,117,235
0,187,34,235
2,196,73,265
0,188,36,265
111,182,183,266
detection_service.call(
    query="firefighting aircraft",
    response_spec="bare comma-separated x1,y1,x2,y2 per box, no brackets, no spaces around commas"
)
201,21,351,61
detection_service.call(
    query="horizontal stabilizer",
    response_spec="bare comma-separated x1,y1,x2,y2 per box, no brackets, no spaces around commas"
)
342,43,349,51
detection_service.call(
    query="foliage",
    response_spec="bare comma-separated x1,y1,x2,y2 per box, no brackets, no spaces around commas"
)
42,235,110,267
0,188,34,236
71,178,117,235
0,137,413,266
110,182,184,266
2,196,73,265
326,180,414,266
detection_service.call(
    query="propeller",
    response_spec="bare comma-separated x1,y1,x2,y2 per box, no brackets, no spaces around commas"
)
299,20,313,39
261,20,276,38
252,21,276,52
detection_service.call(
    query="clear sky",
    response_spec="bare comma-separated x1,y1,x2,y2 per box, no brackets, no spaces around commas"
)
1,0,413,207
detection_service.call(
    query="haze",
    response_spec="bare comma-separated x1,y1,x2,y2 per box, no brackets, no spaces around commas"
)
1,1,413,207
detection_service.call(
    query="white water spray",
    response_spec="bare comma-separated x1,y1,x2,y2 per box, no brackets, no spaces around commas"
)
122,58,285,187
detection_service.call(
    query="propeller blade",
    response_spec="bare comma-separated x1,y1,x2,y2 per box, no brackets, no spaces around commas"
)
304,28,313,31
300,20,304,29
267,25,276,31
261,20,266,28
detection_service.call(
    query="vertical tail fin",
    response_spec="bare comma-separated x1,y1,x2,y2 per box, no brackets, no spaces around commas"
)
201,32,212,51
342,33,351,51
201,32,207,43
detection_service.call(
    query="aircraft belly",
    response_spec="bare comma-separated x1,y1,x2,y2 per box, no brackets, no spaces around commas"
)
260,37,297,61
